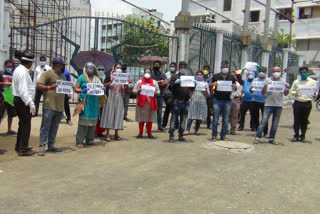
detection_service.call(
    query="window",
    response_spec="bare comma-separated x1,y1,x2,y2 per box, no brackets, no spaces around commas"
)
102,25,106,30
223,0,232,11
107,36,119,42
277,8,292,20
101,37,106,43
296,39,320,51
250,11,260,22
107,24,112,30
299,7,313,19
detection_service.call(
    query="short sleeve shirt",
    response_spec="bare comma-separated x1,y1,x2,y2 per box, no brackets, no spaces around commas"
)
152,72,167,95
38,70,66,112
211,73,236,100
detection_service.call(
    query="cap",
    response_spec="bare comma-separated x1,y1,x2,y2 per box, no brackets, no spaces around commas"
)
52,58,66,65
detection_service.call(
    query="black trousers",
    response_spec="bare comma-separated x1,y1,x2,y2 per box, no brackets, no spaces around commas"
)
251,101,268,135
34,89,42,116
239,101,254,129
162,102,173,128
14,97,32,152
206,97,213,128
293,100,312,138
64,94,71,122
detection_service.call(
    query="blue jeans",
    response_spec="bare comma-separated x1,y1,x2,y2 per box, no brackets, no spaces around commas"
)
169,100,188,138
187,119,202,132
156,96,164,130
256,106,282,139
40,109,63,149
212,99,231,137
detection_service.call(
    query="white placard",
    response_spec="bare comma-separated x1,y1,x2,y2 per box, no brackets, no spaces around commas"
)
299,85,315,96
113,73,128,84
267,81,285,93
140,85,155,97
87,83,104,96
181,76,195,87
56,80,74,95
195,81,206,91
252,80,265,92
217,80,232,92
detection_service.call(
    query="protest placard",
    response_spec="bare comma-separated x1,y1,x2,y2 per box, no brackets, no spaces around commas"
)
195,81,206,91
113,73,128,84
87,83,104,96
217,81,232,92
299,85,315,96
267,81,285,92
181,76,195,87
140,85,155,97
56,80,74,95
252,80,265,92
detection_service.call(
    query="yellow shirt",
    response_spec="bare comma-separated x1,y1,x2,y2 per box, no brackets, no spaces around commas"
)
290,77,318,102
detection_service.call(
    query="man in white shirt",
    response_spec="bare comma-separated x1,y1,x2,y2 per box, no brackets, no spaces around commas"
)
12,51,36,156
33,56,52,116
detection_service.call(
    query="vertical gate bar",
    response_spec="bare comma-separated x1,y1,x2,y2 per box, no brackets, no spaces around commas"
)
94,17,99,50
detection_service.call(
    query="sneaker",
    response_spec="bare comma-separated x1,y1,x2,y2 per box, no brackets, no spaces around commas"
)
253,138,260,144
269,139,279,145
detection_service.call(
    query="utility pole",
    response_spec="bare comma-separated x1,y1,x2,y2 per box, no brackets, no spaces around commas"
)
243,0,251,35
263,0,271,41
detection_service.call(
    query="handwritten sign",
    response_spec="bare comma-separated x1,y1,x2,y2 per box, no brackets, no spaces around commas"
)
181,76,195,87
195,81,206,91
140,85,155,97
267,81,285,93
87,83,104,96
113,73,128,84
252,80,265,92
56,80,74,95
299,85,315,96
217,80,232,92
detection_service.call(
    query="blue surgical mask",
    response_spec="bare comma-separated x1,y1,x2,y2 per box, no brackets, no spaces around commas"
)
258,72,266,78
5,67,12,73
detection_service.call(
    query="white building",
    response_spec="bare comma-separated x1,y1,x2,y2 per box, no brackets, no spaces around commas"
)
188,0,320,68
0,1,14,67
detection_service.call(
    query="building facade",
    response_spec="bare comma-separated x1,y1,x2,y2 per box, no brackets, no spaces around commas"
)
188,0,320,68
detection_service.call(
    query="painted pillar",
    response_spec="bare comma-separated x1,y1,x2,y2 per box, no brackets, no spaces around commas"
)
214,29,224,74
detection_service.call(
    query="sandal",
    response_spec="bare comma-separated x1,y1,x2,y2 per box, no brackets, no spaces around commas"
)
38,148,45,156
183,131,189,136
194,132,200,136
105,137,111,142
212,136,217,142
76,144,84,148
114,135,121,141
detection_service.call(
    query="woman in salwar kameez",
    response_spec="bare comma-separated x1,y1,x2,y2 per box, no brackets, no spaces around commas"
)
74,62,104,148
100,64,129,142
133,68,160,138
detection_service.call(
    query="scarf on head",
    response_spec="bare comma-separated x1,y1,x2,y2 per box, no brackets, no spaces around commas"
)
137,77,158,111
83,67,101,84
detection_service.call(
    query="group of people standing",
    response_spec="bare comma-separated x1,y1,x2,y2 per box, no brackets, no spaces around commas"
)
0,50,318,157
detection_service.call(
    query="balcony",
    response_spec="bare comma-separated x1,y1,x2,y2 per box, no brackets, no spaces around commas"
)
293,17,320,38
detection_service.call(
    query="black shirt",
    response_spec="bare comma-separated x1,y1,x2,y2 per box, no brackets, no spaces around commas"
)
152,71,167,95
169,74,193,101
211,73,236,100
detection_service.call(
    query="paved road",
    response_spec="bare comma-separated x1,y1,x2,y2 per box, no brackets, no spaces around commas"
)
0,107,319,214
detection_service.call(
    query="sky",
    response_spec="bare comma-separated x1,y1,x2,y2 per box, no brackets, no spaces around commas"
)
91,0,181,22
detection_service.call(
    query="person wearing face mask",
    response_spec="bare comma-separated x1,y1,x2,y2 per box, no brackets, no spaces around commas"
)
36,58,67,156
250,67,268,136
133,68,160,138
74,62,105,148
253,66,290,145
228,70,242,135
12,51,36,156
33,56,52,117
210,61,237,141
185,71,209,135
151,60,168,132
238,71,255,131
162,62,177,130
203,64,214,129
290,66,318,143
168,61,192,143
0,60,17,135
100,64,129,142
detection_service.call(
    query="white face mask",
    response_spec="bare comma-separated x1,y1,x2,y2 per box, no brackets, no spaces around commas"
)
221,68,229,74
115,68,122,73
169,67,175,72
272,71,281,79
39,61,46,67
144,73,151,79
